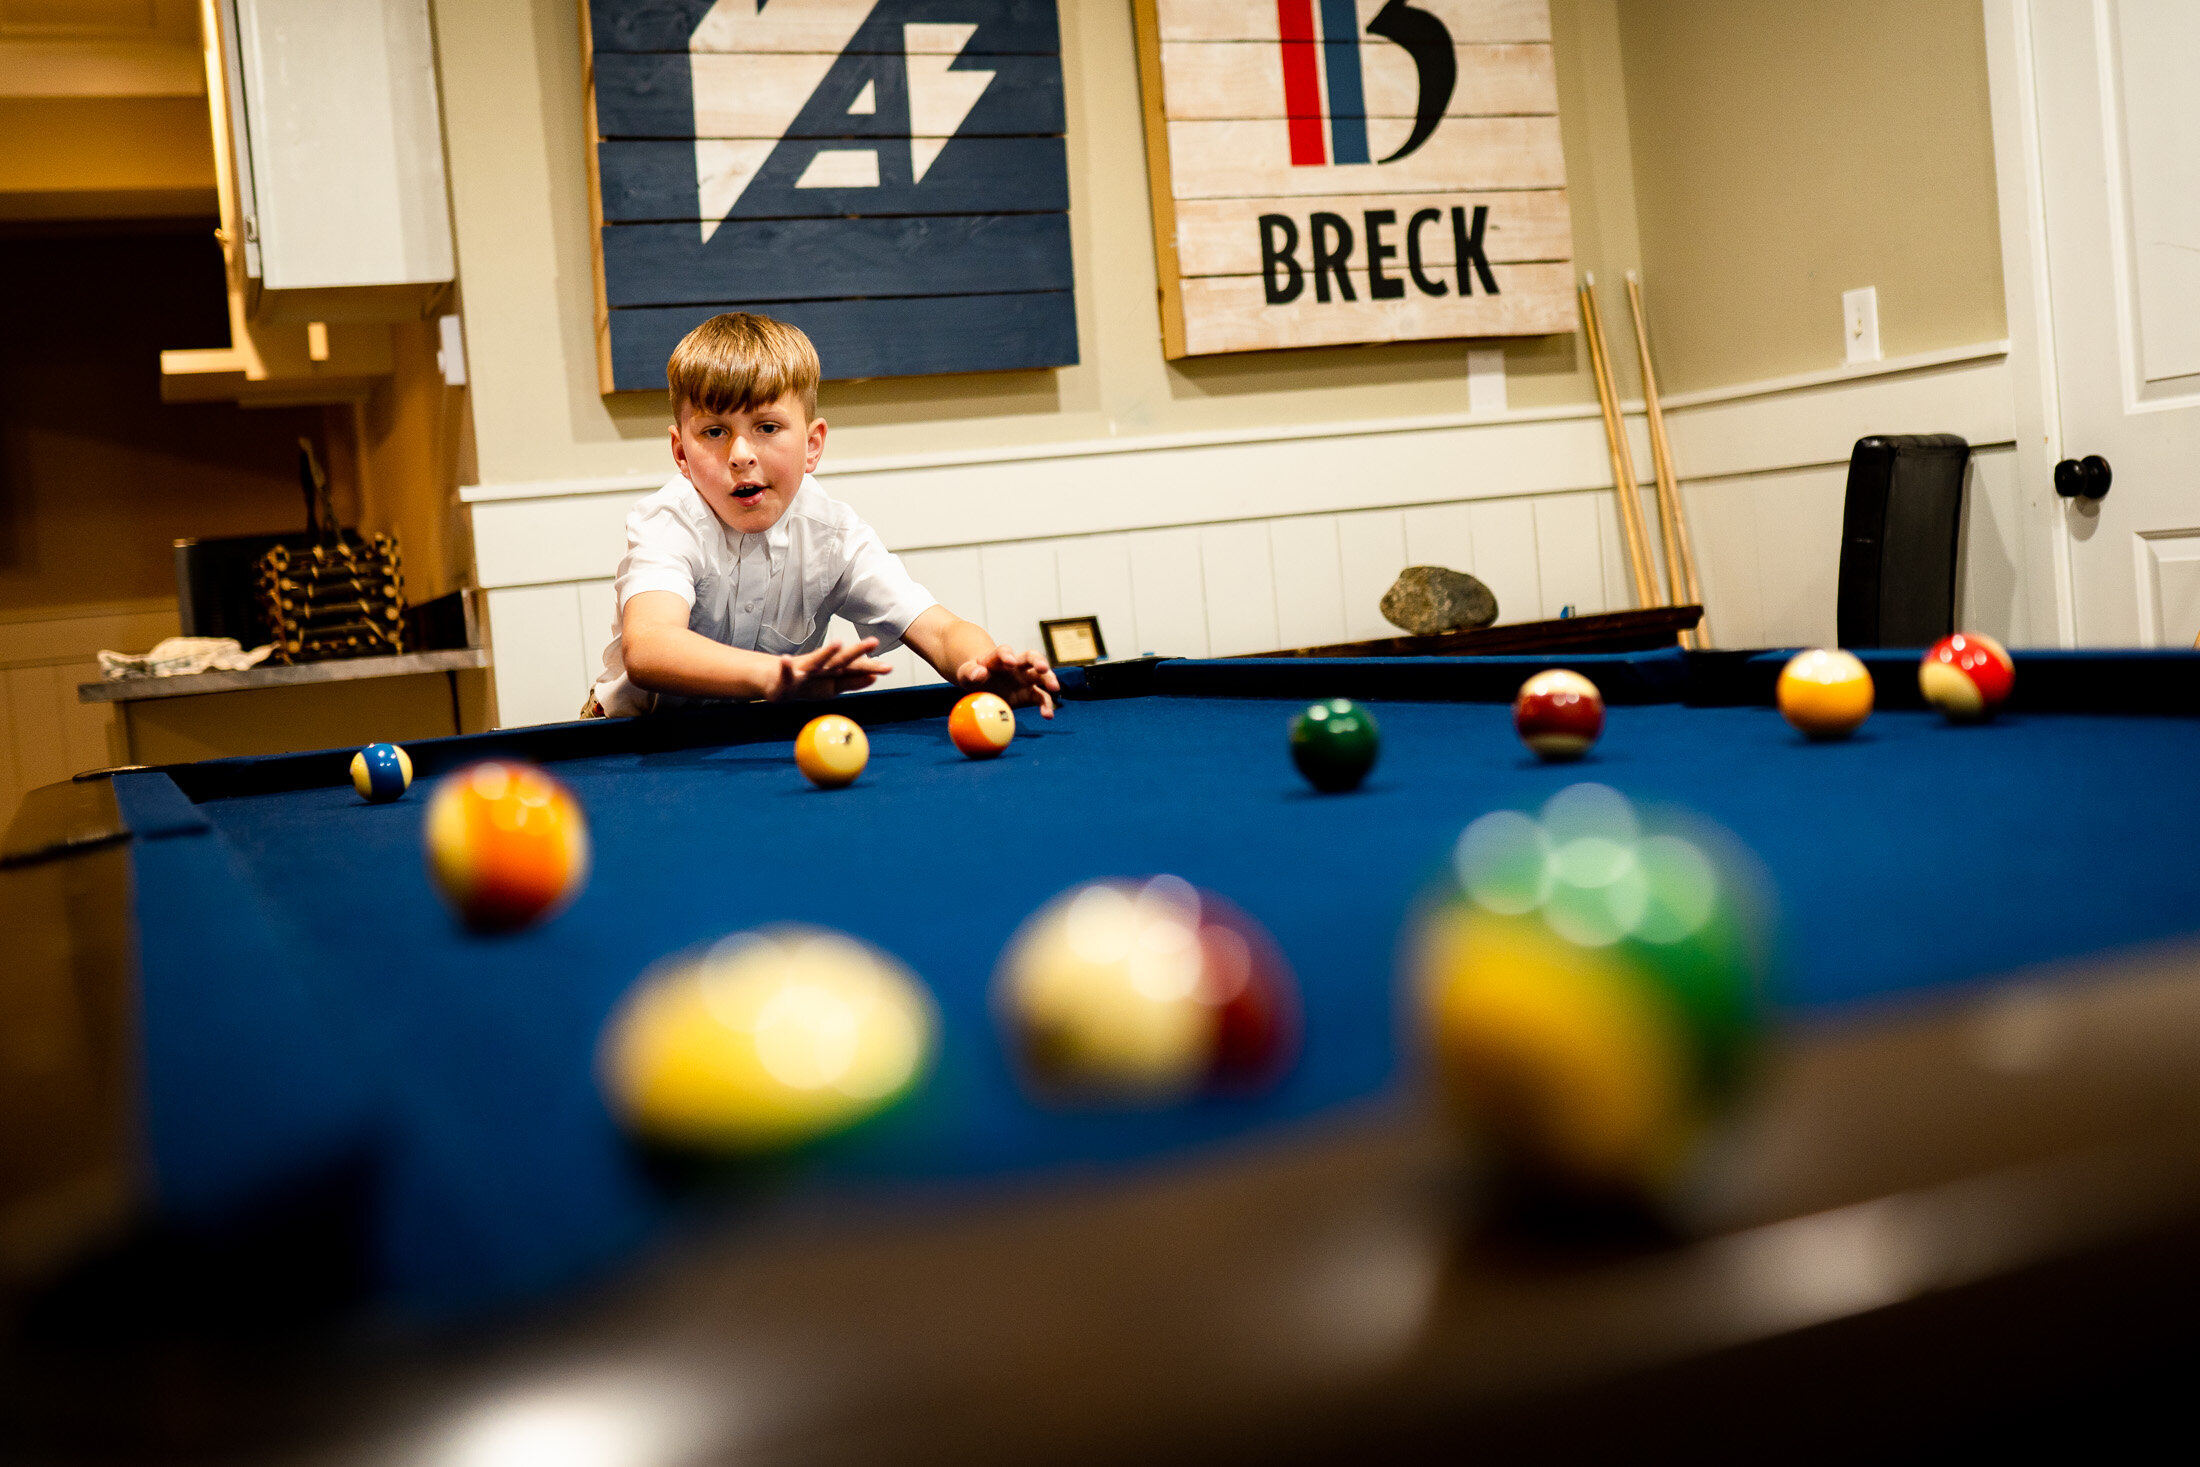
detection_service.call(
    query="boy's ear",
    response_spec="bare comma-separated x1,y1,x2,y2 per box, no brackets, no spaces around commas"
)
804,415,828,474
669,421,692,480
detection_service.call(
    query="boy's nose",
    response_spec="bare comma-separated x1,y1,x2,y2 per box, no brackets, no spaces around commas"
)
730,435,759,465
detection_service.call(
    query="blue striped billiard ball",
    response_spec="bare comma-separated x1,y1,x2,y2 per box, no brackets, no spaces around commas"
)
351,742,414,803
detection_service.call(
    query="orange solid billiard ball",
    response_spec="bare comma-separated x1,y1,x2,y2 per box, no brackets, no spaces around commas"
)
794,714,869,788
1777,649,1873,740
948,691,1016,758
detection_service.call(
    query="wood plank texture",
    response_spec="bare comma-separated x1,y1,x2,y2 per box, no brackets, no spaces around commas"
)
1156,0,1551,44
588,0,1077,390
594,53,1064,139
598,136,1068,220
1173,189,1569,276
604,215,1074,306
1179,261,1575,354
1054,536,1141,658
1159,42,1555,120
1166,117,1565,198
610,291,1077,385
592,0,1062,55
1137,0,1571,358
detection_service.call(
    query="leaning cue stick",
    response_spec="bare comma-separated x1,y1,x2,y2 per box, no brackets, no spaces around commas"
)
1580,275,1659,609
1626,271,1710,648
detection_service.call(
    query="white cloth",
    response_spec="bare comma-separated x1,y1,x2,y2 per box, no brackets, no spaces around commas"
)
590,473,936,716
98,636,273,680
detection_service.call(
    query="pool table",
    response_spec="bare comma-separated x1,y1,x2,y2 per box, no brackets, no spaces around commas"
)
8,648,2200,1461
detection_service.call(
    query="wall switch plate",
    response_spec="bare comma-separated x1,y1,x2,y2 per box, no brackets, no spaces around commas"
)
1843,287,1882,365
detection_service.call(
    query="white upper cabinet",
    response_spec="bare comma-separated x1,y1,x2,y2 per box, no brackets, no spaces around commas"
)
218,0,453,321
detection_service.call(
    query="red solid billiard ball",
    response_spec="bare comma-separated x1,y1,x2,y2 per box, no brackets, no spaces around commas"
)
1919,632,2014,722
1513,669,1605,761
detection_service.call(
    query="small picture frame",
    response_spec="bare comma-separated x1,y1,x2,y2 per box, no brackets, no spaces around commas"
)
1040,615,1107,667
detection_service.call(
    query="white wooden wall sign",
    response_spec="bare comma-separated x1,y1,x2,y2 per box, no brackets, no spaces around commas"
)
1133,0,1577,357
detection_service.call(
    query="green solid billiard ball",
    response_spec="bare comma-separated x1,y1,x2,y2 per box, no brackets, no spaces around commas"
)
1290,698,1380,792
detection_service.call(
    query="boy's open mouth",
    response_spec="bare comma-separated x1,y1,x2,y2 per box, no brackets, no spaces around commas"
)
730,481,767,501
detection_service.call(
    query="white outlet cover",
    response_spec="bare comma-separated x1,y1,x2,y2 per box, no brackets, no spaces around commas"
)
1843,287,1882,365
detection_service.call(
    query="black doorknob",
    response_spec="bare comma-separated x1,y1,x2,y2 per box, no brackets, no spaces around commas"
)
2054,455,2113,500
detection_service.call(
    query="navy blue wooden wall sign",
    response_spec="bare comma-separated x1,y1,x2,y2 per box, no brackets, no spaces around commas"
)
585,0,1078,390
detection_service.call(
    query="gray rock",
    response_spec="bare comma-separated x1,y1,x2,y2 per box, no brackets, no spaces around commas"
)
1380,566,1499,635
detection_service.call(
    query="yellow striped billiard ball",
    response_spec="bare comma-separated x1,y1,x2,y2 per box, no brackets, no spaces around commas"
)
794,714,869,788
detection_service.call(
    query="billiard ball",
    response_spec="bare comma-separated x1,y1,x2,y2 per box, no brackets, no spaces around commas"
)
1289,698,1380,792
996,876,1297,1100
1513,669,1605,761
350,741,412,802
1919,632,2014,722
948,691,1016,758
1777,648,1873,740
424,760,590,931
794,713,869,788
1409,783,1766,1198
600,925,936,1151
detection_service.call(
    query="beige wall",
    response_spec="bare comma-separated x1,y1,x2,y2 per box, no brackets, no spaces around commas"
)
434,0,2009,482
434,0,1657,489
1617,0,2006,395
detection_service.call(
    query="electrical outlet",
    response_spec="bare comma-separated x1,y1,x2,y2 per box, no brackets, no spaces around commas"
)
1843,287,1881,365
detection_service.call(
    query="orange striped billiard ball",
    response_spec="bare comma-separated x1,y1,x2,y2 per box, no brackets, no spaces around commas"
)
1513,669,1605,761
948,691,1016,758
424,760,590,931
1777,649,1874,740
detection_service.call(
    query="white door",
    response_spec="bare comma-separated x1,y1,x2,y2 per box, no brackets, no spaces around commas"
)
2021,0,2200,645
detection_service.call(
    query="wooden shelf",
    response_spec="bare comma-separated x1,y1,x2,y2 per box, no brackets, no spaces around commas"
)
80,648,488,705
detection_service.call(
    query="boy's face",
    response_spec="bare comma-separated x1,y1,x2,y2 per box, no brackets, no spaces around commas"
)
670,392,826,536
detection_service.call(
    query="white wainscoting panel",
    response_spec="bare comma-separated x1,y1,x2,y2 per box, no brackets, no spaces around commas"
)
1199,520,1280,657
462,349,2027,727
1267,516,1348,649
1056,535,1141,661
0,601,176,829
485,583,587,727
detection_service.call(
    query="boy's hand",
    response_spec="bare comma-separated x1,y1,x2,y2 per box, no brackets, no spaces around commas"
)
955,644,1061,718
765,638,892,702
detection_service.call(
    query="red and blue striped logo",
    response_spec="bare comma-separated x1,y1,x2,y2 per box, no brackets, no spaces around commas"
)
1278,0,1455,168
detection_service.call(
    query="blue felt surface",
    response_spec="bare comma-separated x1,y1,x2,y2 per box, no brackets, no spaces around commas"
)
139,686,2200,1312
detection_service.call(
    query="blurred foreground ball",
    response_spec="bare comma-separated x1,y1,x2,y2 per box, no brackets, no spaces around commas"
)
1777,648,1873,740
1290,698,1379,792
949,691,1017,758
424,760,590,931
1512,669,1604,761
1408,784,1767,1196
795,713,869,788
601,926,936,1151
998,876,1297,1100
1919,632,2013,722
350,742,413,802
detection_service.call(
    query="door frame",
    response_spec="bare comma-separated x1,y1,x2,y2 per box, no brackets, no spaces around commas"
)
1981,0,2079,647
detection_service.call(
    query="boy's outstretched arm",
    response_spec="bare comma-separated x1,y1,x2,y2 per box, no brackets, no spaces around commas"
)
621,591,890,702
903,604,1061,717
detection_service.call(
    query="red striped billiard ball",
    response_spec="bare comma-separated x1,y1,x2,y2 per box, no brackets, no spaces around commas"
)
1919,632,2014,722
1513,669,1605,761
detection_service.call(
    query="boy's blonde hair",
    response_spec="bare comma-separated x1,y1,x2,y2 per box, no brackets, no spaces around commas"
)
666,312,820,421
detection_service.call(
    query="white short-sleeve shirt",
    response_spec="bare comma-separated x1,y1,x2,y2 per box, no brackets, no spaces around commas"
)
589,474,936,716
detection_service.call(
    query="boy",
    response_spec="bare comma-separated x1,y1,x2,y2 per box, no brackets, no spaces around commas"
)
587,313,1059,719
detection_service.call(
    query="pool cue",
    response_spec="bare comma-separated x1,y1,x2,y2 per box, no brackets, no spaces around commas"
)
1579,276,1660,609
1626,271,1709,648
